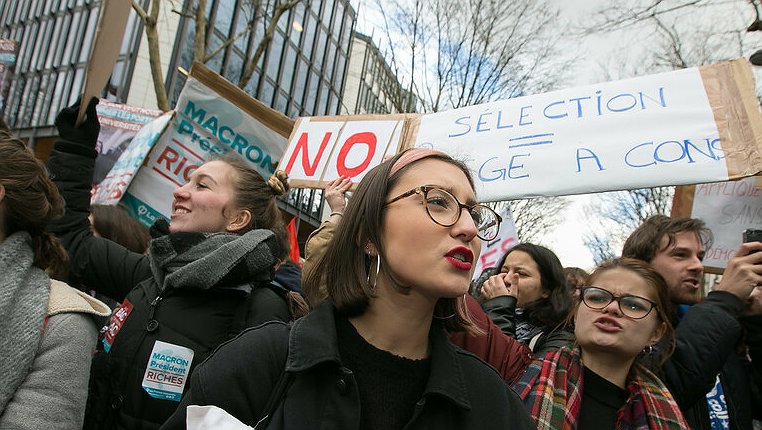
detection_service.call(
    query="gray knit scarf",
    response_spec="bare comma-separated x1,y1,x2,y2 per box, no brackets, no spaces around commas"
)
148,229,279,292
0,232,50,412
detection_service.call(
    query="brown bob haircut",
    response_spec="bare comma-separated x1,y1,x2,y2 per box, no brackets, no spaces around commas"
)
622,214,713,263
303,149,477,332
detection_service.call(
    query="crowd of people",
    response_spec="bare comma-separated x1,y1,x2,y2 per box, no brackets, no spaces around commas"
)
0,98,760,430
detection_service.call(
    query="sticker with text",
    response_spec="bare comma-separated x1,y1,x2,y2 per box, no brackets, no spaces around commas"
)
141,340,194,402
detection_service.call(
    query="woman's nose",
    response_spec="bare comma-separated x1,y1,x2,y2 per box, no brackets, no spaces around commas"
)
173,184,190,199
602,299,622,316
452,208,479,241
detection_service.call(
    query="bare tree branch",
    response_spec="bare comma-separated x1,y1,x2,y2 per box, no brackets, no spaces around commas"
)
582,187,674,264
193,0,207,63
238,0,301,88
132,0,170,111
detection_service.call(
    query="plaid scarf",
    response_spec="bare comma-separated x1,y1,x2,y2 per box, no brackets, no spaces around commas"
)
512,346,688,430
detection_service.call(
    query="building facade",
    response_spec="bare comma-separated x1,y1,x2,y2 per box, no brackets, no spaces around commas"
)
341,32,416,115
0,0,144,142
0,0,358,246
160,0,356,236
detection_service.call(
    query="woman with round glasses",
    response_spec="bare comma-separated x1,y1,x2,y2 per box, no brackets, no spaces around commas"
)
161,149,531,429
512,258,687,429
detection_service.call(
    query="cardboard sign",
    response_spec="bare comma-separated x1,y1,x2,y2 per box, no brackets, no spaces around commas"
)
119,63,293,226
77,0,133,125
93,101,163,185
281,114,417,188
472,205,519,280
672,177,762,272
91,111,172,207
282,60,762,201
0,39,17,117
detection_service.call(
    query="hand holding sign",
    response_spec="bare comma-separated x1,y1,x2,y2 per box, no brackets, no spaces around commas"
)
55,97,100,149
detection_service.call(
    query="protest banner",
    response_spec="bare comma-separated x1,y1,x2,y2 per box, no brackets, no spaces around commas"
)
119,63,293,226
76,0,132,125
0,39,17,117
671,177,762,272
281,114,418,188
280,59,762,202
472,205,519,280
91,111,172,207
414,59,762,201
93,101,163,185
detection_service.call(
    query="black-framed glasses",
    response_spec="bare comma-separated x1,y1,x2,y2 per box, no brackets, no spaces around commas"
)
385,186,502,241
579,286,658,319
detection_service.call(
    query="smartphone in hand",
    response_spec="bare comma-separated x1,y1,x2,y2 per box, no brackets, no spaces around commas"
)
743,229,762,244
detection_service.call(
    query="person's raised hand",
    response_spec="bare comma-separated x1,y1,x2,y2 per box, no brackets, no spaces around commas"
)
716,241,762,301
481,272,518,301
324,177,352,214
54,96,100,148
744,287,762,316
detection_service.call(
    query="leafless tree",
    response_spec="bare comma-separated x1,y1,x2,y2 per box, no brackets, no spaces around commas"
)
583,187,674,265
582,0,761,73
371,0,572,113
132,0,301,111
490,197,570,245
132,0,173,111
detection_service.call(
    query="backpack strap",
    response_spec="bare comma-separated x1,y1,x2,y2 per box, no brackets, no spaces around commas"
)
227,289,256,340
252,362,293,429
227,284,290,339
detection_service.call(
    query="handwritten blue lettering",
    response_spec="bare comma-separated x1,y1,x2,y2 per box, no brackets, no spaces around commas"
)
576,148,605,172
449,116,472,137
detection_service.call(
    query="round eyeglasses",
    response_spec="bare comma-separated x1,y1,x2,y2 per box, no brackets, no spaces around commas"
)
385,186,502,241
579,286,658,319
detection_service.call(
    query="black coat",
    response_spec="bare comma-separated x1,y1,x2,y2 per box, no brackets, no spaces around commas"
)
47,141,290,429
481,295,574,356
659,291,762,430
160,302,534,430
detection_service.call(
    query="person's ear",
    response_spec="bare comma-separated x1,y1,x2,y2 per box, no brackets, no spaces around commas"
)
226,209,252,233
648,321,667,345
0,183,5,204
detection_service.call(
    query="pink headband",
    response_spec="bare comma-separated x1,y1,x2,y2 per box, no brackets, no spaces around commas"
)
389,148,447,177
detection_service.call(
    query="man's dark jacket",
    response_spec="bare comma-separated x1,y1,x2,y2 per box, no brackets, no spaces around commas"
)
658,291,762,430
